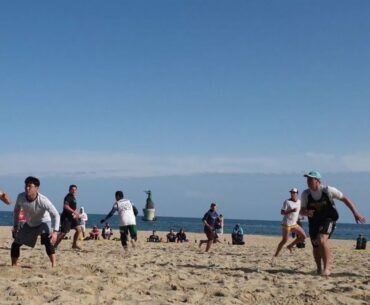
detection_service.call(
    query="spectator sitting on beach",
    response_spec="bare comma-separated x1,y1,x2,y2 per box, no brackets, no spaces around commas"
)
355,234,367,250
176,228,188,243
147,230,161,242
167,229,177,242
89,226,100,240
102,222,113,240
232,224,245,245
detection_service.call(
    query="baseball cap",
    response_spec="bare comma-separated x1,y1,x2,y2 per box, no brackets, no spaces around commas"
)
289,188,298,193
304,171,322,181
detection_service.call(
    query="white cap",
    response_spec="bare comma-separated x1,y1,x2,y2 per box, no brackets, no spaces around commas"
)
289,188,298,193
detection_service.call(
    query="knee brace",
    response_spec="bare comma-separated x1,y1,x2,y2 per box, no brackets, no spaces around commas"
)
11,242,21,258
41,234,55,256
311,239,319,248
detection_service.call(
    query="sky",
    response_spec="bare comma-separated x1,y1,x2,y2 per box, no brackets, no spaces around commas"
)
1,1,370,223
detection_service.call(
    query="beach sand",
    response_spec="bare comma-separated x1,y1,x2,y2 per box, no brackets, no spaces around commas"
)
0,226,369,305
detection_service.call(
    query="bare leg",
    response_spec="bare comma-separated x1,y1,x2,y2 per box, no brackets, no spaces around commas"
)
318,234,331,276
72,227,82,249
312,245,322,274
205,240,213,252
273,227,289,257
287,226,306,252
49,254,56,268
199,240,207,248
54,232,66,248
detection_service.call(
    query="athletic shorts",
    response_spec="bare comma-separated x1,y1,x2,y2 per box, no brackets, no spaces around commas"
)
60,217,80,233
309,218,336,242
120,225,137,239
282,224,299,232
15,222,51,248
204,227,217,240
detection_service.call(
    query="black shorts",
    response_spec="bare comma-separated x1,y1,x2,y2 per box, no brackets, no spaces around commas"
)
60,217,80,233
309,218,336,242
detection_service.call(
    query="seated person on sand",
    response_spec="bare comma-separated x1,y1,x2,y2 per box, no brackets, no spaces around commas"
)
147,230,161,242
102,222,113,240
89,226,100,240
356,234,367,250
232,224,245,245
167,229,177,242
176,228,188,243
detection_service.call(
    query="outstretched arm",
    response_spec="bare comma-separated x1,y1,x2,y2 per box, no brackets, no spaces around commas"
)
0,191,12,205
100,205,117,223
340,196,366,224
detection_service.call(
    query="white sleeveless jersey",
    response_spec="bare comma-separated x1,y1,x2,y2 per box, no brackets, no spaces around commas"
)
114,199,136,226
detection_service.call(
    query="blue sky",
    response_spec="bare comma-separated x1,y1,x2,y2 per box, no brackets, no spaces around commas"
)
1,1,370,222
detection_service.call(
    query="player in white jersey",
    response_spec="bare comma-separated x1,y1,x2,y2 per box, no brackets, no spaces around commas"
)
273,188,306,260
100,191,138,250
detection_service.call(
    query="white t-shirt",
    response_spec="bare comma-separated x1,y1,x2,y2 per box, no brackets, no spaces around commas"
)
80,212,88,225
281,199,301,226
301,185,343,209
13,192,60,231
113,199,136,226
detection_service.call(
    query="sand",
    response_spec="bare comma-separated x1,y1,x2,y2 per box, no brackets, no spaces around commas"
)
0,226,369,305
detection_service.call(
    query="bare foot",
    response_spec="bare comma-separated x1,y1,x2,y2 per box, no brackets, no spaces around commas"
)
287,245,294,253
72,245,82,250
321,269,331,277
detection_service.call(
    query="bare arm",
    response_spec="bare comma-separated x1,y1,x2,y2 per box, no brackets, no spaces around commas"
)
281,208,297,215
203,219,212,229
0,191,12,205
340,196,366,224
100,205,117,223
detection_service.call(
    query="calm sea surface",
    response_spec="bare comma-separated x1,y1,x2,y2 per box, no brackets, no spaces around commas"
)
0,211,368,240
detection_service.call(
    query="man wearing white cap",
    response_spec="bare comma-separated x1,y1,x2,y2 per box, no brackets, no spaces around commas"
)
273,188,306,260
301,171,366,276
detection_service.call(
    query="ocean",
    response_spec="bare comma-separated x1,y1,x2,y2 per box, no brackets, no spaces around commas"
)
0,211,368,240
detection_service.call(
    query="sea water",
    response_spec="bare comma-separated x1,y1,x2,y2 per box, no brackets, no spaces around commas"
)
0,211,368,240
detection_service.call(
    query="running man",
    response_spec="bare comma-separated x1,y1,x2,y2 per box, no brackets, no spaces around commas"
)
300,171,366,276
0,189,12,205
11,176,60,267
100,191,138,250
55,185,82,249
273,188,306,259
199,202,220,252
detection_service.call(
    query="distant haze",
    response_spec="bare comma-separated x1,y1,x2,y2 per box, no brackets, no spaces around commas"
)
1,172,369,223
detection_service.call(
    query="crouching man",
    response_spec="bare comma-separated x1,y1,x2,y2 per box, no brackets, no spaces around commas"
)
11,176,60,268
